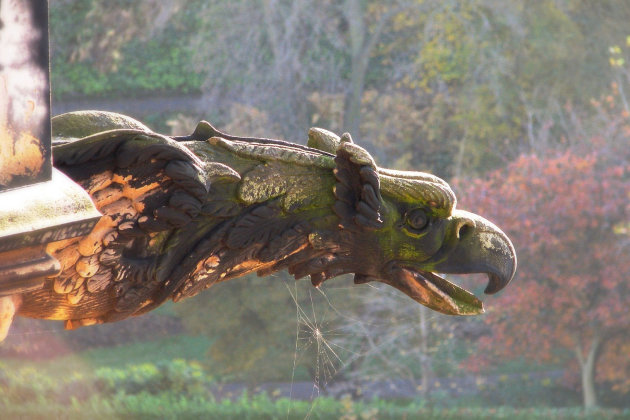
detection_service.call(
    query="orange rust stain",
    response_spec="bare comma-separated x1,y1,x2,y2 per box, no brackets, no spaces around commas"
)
50,305,71,320
90,215,116,234
111,173,133,184
77,217,116,257
227,259,281,280
191,254,220,277
225,242,309,280
66,286,85,305
75,254,99,278
72,275,86,290
205,255,220,269
64,317,100,329
191,259,206,277
0,77,45,186
123,181,160,200
53,244,81,272
46,236,81,255
0,131,45,185
231,260,263,273
132,187,160,213
77,234,103,257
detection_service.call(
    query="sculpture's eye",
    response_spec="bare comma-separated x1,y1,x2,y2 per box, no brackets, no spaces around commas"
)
405,208,430,231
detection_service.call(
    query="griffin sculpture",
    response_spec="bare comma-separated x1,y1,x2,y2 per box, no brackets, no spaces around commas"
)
0,111,516,337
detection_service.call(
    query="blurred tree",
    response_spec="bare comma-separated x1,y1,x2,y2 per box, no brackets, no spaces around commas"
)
332,282,468,397
359,0,630,176
47,1,630,398
50,0,630,177
174,272,357,387
340,0,421,136
457,136,629,408
49,0,204,98
188,0,347,137
50,0,184,71
175,272,295,383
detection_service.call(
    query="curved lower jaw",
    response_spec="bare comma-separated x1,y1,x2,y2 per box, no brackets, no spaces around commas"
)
377,267,485,316
305,267,485,316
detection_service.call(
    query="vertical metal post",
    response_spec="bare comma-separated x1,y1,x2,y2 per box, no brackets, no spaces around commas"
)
0,0,51,190
0,0,100,297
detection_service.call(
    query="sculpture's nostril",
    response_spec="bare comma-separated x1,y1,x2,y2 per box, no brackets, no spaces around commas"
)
457,221,474,239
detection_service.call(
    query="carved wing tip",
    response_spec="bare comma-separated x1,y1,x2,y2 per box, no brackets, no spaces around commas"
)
336,142,376,168
191,120,222,141
307,127,341,154
340,132,354,144
333,142,383,231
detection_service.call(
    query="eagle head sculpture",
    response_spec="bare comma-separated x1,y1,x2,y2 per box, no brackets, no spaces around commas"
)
3,111,516,333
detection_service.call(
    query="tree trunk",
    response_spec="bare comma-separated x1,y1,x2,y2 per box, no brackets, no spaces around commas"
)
574,334,603,409
342,0,367,137
342,1,410,136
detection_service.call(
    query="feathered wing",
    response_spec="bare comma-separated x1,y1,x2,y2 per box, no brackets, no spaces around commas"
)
22,129,211,327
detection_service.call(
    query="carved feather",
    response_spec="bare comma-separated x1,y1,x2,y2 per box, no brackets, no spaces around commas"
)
13,111,516,327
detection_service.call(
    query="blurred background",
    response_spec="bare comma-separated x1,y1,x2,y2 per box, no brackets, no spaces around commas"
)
1,0,629,418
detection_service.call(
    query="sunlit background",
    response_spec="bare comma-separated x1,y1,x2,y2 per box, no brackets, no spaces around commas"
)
1,1,629,418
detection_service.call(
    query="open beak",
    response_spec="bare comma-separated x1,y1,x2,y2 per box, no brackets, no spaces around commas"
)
374,210,517,315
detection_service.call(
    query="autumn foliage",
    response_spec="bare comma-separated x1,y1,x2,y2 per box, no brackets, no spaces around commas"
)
456,142,629,403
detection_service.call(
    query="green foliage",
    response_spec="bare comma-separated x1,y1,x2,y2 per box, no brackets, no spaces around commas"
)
95,359,211,397
0,364,58,404
476,374,580,408
2,360,629,418
2,334,212,383
49,1,203,99
2,390,629,420
0,359,213,401
50,34,203,99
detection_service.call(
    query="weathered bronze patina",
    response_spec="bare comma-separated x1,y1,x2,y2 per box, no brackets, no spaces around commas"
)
2,110,516,333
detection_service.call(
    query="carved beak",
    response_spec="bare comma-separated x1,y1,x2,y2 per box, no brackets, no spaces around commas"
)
431,210,516,295
371,210,516,315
